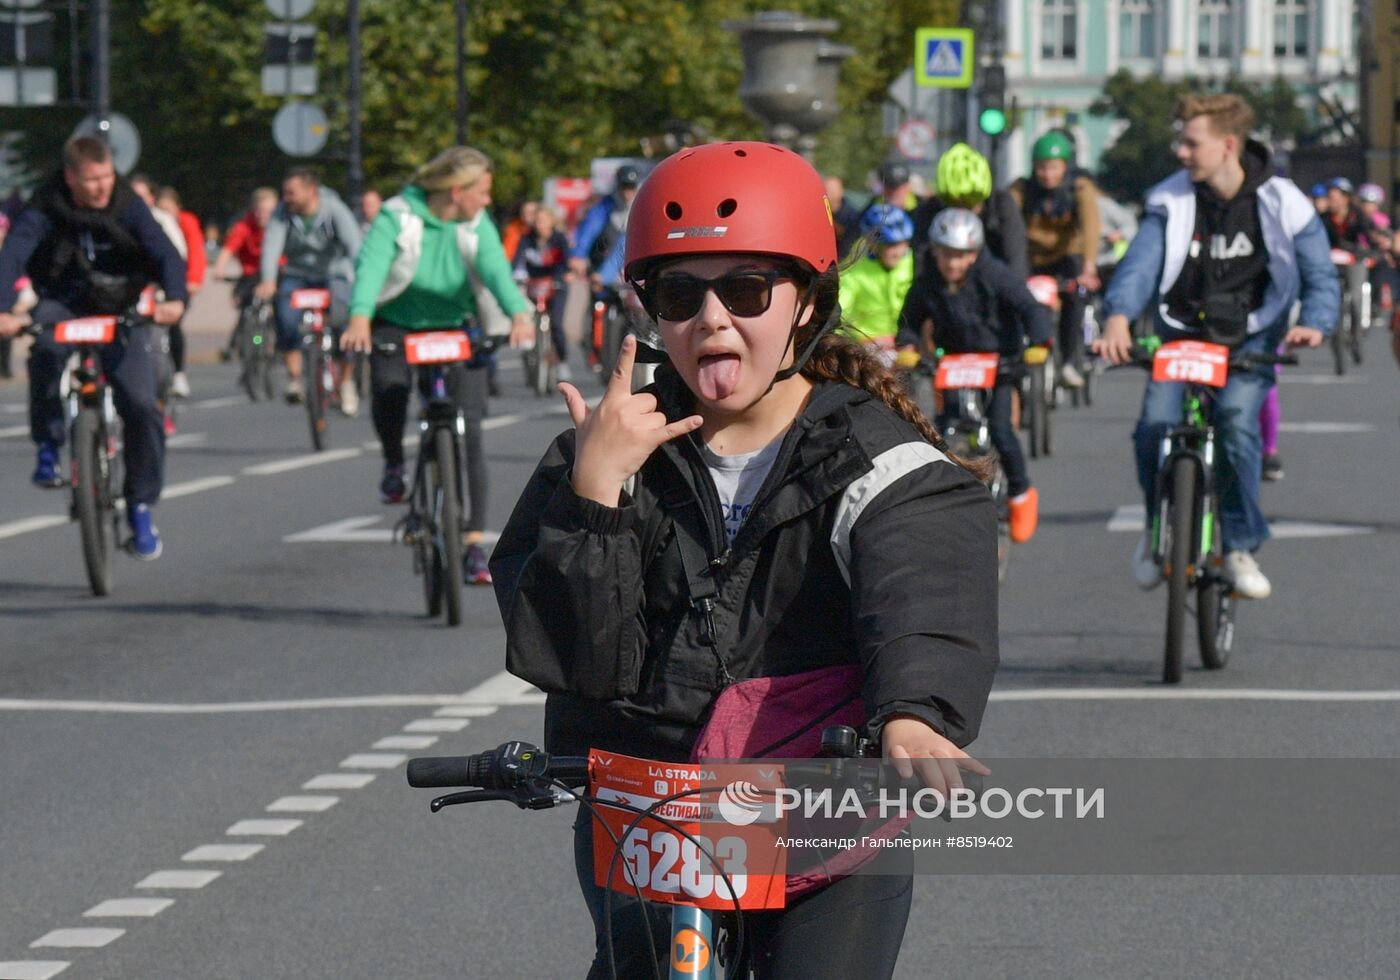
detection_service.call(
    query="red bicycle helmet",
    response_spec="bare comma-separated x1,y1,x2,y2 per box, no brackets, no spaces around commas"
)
624,141,837,282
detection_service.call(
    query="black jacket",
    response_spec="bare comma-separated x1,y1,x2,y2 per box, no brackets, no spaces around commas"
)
491,372,999,763
898,250,1053,355
912,190,1030,280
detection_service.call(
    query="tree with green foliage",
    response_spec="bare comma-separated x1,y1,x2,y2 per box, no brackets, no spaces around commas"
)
0,0,944,223
1091,70,1312,202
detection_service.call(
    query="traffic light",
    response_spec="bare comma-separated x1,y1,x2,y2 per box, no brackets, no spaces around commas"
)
978,64,1006,136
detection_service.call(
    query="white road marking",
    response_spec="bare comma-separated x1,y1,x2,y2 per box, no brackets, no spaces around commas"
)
1106,504,1375,539
28,930,123,950
266,795,338,813
165,432,208,448
433,705,499,717
135,870,221,889
989,688,1400,702
181,844,264,862
189,395,249,409
0,962,69,980
374,735,439,750
84,898,174,918
0,423,29,438
1277,374,1368,384
404,718,470,733
1,402,24,413
303,773,376,790
1277,421,1377,433
455,671,547,705
482,405,569,431
162,475,236,499
0,515,68,541
0,694,504,714
242,447,361,475
339,753,406,769
283,516,500,546
226,819,302,836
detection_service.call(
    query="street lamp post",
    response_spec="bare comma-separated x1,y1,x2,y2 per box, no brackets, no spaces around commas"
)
455,0,467,144
348,0,364,206
92,0,110,122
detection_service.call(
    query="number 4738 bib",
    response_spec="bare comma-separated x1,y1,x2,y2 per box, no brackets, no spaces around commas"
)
1152,340,1230,388
588,750,789,910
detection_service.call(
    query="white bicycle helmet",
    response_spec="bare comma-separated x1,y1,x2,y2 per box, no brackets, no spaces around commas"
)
928,207,985,252
1358,182,1385,205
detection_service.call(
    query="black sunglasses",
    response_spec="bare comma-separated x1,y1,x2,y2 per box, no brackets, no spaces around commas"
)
647,269,796,322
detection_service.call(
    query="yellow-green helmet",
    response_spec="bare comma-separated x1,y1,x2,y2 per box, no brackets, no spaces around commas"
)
935,143,993,208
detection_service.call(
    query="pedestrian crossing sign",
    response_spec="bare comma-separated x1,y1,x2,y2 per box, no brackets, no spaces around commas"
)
915,28,974,88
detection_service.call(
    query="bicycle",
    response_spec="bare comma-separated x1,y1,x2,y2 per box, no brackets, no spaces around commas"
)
23,308,152,596
378,326,489,627
520,276,559,398
234,294,277,402
406,726,888,980
1329,248,1372,375
292,287,339,451
1126,338,1297,684
1023,275,1058,459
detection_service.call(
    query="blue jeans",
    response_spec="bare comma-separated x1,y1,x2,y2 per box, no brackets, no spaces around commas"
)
1132,334,1275,553
273,275,349,353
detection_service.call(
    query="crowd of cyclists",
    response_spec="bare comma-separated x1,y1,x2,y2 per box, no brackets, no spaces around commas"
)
0,84,1390,976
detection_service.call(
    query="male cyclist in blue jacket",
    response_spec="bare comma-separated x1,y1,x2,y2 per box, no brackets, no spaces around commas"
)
1097,93,1338,600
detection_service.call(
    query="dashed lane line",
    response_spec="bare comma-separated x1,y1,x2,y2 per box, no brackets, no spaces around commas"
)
1276,421,1377,433
0,515,68,541
226,819,301,837
0,961,70,979
134,870,221,889
989,688,1400,702
374,735,439,750
303,773,375,790
1105,504,1375,538
161,475,236,499
242,447,361,475
339,753,406,770
28,931,123,950
0,694,505,714
181,844,264,863
266,796,339,813
83,898,173,918
0,423,29,438
187,395,249,410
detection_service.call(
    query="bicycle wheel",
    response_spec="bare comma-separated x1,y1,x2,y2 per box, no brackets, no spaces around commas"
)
1196,487,1234,670
236,308,261,401
1350,289,1366,365
533,315,554,397
1040,365,1054,458
989,457,1010,584
433,426,465,627
305,342,329,451
74,409,115,597
1331,305,1348,375
1026,368,1045,460
412,471,444,618
1163,455,1198,684
600,305,624,378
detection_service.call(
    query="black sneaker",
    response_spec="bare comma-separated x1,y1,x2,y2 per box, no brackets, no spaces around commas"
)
379,464,406,504
1261,453,1283,482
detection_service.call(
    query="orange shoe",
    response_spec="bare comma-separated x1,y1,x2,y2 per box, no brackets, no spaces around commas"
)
1009,487,1039,543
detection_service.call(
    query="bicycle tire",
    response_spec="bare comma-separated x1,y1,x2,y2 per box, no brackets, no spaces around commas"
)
600,305,624,378
236,308,261,401
1082,360,1096,407
1196,487,1234,670
74,408,114,597
1026,370,1044,460
1163,455,1197,684
306,341,329,451
533,314,554,397
1040,371,1054,458
1331,306,1348,376
434,425,465,627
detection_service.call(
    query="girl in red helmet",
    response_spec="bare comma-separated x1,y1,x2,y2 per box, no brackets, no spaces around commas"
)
492,142,998,978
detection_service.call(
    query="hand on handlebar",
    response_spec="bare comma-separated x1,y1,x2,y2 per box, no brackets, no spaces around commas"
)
1094,313,1135,365
508,312,535,349
881,715,990,797
340,314,373,353
0,312,29,337
254,280,277,302
1284,326,1324,349
1077,265,1101,293
152,300,185,326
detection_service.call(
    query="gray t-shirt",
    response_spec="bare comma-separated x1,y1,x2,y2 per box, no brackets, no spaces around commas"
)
701,436,784,549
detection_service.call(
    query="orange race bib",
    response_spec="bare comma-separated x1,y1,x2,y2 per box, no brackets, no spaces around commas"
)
1329,248,1355,267
589,751,788,911
136,286,158,318
289,288,332,311
54,317,117,345
1026,275,1061,309
404,331,473,365
1152,340,1229,387
935,352,1000,391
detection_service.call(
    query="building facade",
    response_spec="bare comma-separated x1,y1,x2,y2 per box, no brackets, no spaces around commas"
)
1365,0,1398,200
1000,0,1361,179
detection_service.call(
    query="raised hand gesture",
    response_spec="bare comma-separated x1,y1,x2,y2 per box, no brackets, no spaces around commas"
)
558,335,704,507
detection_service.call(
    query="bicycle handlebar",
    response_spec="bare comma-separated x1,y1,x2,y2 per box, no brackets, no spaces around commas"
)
1119,345,1298,371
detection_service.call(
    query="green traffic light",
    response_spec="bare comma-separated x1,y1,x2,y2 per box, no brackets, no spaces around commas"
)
979,108,1007,136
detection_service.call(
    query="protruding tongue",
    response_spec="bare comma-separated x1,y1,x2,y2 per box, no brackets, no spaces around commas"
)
697,354,741,401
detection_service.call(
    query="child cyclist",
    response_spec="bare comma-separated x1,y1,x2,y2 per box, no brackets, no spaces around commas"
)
492,143,998,979
836,203,916,364
898,208,1053,544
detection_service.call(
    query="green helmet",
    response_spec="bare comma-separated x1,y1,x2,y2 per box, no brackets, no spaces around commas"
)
1031,131,1074,164
936,143,993,208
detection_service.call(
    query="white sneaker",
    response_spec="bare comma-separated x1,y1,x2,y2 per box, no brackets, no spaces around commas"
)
1133,532,1162,590
1224,551,1272,599
170,371,190,399
1059,363,1085,388
339,378,360,417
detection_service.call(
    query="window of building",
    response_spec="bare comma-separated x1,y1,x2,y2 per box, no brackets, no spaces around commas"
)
1272,0,1309,57
1119,0,1157,59
1197,0,1235,58
1041,0,1078,61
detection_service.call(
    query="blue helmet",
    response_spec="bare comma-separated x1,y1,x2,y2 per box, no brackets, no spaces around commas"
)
1328,176,1355,195
1310,182,1327,199
859,204,915,246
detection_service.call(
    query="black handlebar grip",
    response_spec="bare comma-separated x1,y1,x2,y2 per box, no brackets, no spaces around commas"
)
406,756,476,788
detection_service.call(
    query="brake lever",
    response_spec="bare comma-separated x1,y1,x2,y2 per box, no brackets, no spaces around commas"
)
430,789,513,812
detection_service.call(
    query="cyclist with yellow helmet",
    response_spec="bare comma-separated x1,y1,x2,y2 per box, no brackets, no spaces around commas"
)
912,142,1029,280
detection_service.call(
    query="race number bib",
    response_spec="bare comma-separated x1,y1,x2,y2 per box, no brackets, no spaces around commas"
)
589,751,788,910
1152,340,1229,387
404,331,473,365
54,317,117,344
290,288,332,311
935,352,1000,391
1026,275,1061,309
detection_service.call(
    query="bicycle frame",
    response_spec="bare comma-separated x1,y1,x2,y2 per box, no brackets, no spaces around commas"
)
1148,386,1220,583
406,363,467,518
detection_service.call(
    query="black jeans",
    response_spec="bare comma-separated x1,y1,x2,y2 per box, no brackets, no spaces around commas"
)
369,322,488,532
939,379,1029,497
1033,255,1085,365
27,299,165,506
572,808,912,979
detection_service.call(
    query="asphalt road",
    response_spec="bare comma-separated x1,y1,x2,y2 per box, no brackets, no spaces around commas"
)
1,331,1398,980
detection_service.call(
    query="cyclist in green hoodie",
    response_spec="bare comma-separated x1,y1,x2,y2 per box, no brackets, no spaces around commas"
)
343,146,532,585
